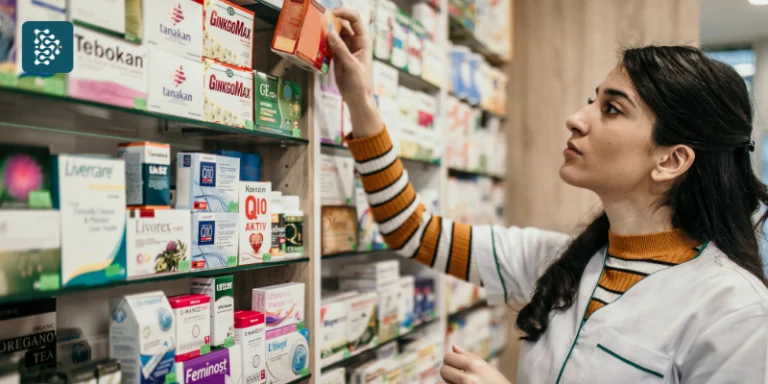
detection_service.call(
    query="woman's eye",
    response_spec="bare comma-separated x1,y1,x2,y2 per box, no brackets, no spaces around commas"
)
605,104,621,114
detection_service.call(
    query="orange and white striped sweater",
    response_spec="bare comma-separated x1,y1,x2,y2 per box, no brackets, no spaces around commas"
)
347,128,701,306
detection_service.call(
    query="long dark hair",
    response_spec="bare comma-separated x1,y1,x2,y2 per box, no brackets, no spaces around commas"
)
516,46,768,341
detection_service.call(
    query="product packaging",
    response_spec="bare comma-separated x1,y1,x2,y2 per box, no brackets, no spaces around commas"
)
125,209,191,279
175,345,243,384
69,26,148,109
53,155,126,287
234,310,267,384
350,357,401,384
0,210,60,295
407,20,425,76
320,206,358,255
319,154,355,206
239,181,273,265
0,0,67,95
371,60,399,100
271,0,341,73
414,277,436,323
203,58,254,128
282,195,304,258
212,149,262,182
346,291,377,353
466,52,482,105
176,152,241,212
319,367,345,384
338,260,400,286
190,275,236,348
421,40,443,87
69,0,125,37
147,49,204,121
109,292,175,383
191,212,239,270
0,299,57,374
340,280,399,342
143,0,203,61
315,69,344,145
412,3,439,41
355,179,386,251
449,46,470,100
416,92,436,129
253,72,302,136
319,294,351,367
390,9,410,70
203,0,254,68
252,282,305,330
265,328,310,383
168,294,212,362
269,191,286,258
373,0,396,61
398,276,415,334
118,142,171,208
0,144,52,209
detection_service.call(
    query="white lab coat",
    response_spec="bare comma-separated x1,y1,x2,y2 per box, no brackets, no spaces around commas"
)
470,225,768,383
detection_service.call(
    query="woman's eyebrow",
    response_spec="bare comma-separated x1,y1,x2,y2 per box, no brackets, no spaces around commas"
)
596,86,637,107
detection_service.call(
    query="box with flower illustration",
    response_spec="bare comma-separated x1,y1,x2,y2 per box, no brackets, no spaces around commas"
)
125,208,192,279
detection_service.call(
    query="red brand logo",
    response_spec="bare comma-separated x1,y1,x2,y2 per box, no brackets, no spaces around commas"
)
171,2,185,26
173,65,186,87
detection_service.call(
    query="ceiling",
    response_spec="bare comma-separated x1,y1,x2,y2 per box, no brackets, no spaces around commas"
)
700,0,768,47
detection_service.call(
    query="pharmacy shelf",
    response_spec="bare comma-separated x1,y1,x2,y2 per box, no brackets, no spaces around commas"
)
375,58,442,94
321,249,394,260
242,0,282,27
448,90,508,120
286,374,312,384
0,86,309,147
448,167,504,181
448,15,508,67
0,257,309,305
320,317,441,373
320,142,442,166
448,300,488,318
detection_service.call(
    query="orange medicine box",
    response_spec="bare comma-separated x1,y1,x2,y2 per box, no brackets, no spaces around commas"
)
271,0,341,73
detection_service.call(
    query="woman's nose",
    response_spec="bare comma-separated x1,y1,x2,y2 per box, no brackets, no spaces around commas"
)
566,110,589,136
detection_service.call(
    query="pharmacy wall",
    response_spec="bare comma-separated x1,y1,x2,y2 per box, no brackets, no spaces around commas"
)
499,0,701,379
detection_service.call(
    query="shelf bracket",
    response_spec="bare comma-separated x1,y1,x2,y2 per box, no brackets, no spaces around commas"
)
270,58,293,77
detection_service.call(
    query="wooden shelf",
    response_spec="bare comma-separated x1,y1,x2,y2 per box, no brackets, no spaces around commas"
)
448,15,508,67
448,167,505,181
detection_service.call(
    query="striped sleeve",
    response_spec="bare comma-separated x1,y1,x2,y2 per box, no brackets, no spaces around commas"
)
347,128,573,304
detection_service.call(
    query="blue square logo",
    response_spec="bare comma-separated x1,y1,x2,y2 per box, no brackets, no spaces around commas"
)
198,221,215,245
21,21,73,74
199,162,216,187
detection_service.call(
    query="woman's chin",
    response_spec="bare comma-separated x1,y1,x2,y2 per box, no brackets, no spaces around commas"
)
559,164,582,187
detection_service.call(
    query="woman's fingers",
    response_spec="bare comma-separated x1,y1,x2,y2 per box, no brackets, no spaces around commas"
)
443,351,473,370
328,30,353,65
439,364,466,384
332,8,368,37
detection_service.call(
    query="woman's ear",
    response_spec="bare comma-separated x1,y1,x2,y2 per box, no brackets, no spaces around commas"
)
651,145,695,183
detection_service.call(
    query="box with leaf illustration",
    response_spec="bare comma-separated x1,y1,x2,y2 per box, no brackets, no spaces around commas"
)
125,209,191,279
253,72,302,137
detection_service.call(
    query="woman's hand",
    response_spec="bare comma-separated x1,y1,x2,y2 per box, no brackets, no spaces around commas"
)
327,8,384,138
440,345,512,384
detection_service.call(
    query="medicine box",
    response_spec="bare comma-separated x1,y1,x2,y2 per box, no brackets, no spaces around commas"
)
319,295,351,367
118,142,171,208
147,49,204,121
69,25,148,109
398,276,415,334
109,292,175,383
143,0,203,61
372,60,399,100
125,209,191,279
190,275,236,348
69,0,125,37
414,277,436,322
319,154,355,206
251,282,305,331
265,328,310,383
253,72,302,136
52,155,127,287
314,71,344,145
239,181,272,265
0,0,67,96
175,345,242,384
203,59,254,128
191,212,239,271
0,299,57,373
338,260,400,286
346,291,377,354
319,367,345,384
373,0,396,61
176,152,241,213
234,310,267,384
168,294,211,363
271,0,341,73
376,283,400,342
203,0,254,68
0,210,60,295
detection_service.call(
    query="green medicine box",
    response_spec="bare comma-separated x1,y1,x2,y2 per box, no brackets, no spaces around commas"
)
253,72,302,137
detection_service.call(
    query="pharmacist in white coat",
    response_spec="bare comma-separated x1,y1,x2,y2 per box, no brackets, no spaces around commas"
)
327,8,768,384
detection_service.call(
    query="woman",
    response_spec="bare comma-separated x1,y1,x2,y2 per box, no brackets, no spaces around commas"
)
328,8,768,384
